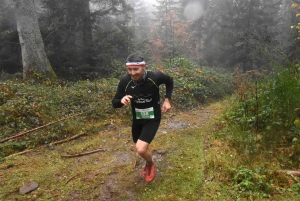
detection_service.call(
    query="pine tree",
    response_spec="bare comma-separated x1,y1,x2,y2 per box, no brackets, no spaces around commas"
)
38,0,133,78
202,0,282,71
148,0,196,62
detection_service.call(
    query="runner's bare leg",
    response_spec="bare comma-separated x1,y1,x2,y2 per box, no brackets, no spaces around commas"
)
136,139,153,164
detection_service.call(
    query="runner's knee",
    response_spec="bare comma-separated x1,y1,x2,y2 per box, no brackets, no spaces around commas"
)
136,144,148,155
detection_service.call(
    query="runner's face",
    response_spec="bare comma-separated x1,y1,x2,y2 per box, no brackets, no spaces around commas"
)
127,65,146,80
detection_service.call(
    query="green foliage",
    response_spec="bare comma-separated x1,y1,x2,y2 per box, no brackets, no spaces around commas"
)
106,60,127,79
231,166,271,198
229,164,300,198
160,57,234,109
0,78,124,159
220,63,300,169
227,66,300,134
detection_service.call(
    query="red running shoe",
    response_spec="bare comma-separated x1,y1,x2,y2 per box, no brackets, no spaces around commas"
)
145,163,156,183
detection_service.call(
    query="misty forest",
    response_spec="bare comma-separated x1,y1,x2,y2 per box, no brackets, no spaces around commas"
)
1,0,300,200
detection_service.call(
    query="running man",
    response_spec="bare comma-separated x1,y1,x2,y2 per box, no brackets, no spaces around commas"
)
112,53,174,183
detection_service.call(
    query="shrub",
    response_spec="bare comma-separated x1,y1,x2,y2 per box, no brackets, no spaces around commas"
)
226,66,300,136
0,78,125,158
222,64,300,168
231,166,271,198
157,57,235,109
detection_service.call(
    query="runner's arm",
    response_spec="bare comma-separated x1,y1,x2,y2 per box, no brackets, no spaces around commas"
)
112,80,126,108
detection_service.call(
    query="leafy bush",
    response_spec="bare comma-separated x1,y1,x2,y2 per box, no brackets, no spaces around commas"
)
226,66,300,136
221,64,300,168
231,166,271,198
157,57,234,109
0,78,125,158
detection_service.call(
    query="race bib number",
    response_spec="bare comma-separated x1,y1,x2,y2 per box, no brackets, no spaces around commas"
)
135,107,155,119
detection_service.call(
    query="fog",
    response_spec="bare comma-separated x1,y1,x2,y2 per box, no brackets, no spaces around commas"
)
1,0,298,76
184,1,205,21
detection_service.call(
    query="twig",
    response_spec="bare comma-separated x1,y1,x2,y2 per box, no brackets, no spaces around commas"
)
61,148,106,158
50,132,87,146
0,112,87,143
65,174,78,184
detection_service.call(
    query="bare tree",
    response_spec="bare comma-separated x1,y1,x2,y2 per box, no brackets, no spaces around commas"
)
13,0,54,79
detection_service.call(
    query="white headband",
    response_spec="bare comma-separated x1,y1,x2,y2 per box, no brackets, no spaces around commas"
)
126,61,146,67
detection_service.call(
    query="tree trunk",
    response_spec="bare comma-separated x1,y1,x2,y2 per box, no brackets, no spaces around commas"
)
14,0,52,79
81,0,95,67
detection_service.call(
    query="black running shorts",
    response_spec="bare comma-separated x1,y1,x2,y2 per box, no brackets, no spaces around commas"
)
131,119,161,144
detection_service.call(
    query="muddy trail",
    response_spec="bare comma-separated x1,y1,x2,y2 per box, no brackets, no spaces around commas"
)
96,106,217,200
0,104,222,201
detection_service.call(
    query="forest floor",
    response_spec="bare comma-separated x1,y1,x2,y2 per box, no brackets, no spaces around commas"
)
1,99,282,201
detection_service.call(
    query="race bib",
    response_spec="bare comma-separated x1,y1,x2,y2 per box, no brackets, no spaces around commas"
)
135,107,155,119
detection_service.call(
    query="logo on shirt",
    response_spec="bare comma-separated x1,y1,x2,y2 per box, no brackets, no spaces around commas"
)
134,98,152,104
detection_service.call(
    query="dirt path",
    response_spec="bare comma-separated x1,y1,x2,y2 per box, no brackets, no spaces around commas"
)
0,104,222,201
95,105,219,200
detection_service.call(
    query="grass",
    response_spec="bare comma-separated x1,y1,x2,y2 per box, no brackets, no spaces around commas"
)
135,128,205,200
0,124,133,200
200,99,300,201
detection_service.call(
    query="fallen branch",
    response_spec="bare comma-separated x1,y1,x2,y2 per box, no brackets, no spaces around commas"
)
61,148,106,158
0,112,87,143
50,132,87,146
3,133,86,159
5,149,32,159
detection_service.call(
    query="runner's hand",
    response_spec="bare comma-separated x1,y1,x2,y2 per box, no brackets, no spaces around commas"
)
121,95,132,106
162,98,171,113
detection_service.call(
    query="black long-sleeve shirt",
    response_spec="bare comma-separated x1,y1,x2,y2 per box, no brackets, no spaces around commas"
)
112,70,173,120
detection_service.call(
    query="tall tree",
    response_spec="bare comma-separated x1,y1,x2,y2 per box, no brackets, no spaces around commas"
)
127,0,151,53
287,1,300,61
148,0,196,62
0,1,22,75
39,0,133,78
182,0,209,63
14,0,53,78
202,0,282,71
81,0,94,67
